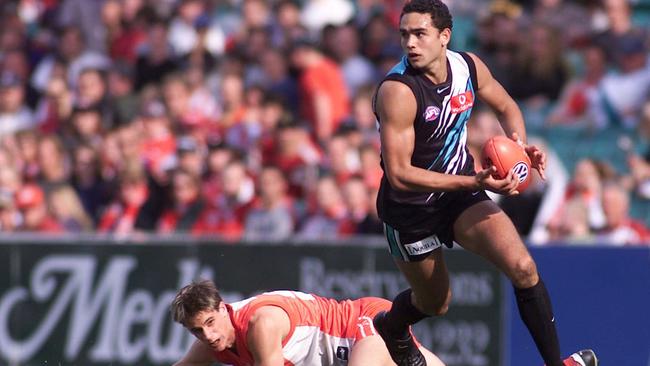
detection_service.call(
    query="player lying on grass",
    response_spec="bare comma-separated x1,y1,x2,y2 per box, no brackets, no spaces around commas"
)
171,279,445,366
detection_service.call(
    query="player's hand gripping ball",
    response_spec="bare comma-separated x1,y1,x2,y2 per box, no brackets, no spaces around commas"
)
481,135,532,192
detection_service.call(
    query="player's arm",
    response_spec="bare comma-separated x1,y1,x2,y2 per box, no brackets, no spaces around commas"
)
247,305,291,366
379,80,480,192
469,52,546,178
173,339,216,366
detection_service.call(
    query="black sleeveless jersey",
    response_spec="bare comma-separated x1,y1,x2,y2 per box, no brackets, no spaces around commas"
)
374,50,479,228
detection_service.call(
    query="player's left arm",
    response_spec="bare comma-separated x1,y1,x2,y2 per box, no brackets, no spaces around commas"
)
247,306,291,366
468,52,547,179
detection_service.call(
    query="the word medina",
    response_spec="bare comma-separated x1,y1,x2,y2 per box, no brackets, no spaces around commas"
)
0,255,218,364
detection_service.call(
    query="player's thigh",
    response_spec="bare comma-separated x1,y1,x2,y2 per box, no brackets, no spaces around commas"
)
393,248,450,305
349,335,395,366
453,200,536,282
420,346,446,366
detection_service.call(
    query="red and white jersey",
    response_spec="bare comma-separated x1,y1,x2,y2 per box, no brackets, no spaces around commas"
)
213,291,391,366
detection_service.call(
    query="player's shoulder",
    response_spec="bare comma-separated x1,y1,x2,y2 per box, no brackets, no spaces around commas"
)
247,305,291,336
377,79,416,102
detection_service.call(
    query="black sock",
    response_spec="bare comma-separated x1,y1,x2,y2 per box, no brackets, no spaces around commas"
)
383,289,429,339
515,279,563,366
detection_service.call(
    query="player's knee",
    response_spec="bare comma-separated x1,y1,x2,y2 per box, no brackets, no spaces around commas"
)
510,256,538,288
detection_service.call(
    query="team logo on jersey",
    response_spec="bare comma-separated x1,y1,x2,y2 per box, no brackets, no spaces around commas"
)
512,161,529,183
336,346,349,361
423,106,441,122
450,91,474,114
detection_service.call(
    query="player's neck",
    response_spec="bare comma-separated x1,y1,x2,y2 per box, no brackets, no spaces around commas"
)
423,49,448,84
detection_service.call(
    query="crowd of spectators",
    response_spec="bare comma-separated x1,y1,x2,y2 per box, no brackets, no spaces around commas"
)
0,0,648,246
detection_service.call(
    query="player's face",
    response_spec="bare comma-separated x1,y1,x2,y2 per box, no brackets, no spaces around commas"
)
187,303,236,352
399,12,450,70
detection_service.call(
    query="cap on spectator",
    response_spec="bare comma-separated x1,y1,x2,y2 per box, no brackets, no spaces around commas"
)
616,34,646,56
289,36,320,52
140,100,167,119
0,72,23,89
15,184,45,209
194,14,211,30
177,135,200,154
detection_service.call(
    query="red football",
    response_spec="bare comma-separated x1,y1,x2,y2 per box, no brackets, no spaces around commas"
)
480,135,532,192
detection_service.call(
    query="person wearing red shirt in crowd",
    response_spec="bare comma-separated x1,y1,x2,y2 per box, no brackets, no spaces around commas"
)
14,184,62,232
290,38,350,143
157,168,206,234
195,160,254,240
98,163,149,235
267,121,321,199
297,175,355,239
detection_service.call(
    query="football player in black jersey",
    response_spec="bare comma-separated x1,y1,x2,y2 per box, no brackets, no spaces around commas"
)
371,1,597,366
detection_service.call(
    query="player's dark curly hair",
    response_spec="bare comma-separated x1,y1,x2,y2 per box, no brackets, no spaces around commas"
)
402,0,453,31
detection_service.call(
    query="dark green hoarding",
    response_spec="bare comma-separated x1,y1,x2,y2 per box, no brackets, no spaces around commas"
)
0,242,504,366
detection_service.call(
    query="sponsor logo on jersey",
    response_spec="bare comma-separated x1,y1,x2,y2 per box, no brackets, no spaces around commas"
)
423,106,441,122
450,91,474,114
336,346,349,361
512,161,529,183
404,235,442,256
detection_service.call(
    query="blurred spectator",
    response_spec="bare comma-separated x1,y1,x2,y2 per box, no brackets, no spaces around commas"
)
99,162,149,235
297,175,353,239
257,48,299,114
344,85,380,147
243,165,295,241
176,135,205,178
167,0,225,58
68,104,104,146
545,197,594,244
595,182,650,245
198,159,255,239
475,7,523,93
75,68,111,124
105,0,148,62
14,184,62,232
31,25,111,93
545,159,607,236
271,0,307,49
547,44,606,127
590,34,650,129
34,76,73,133
107,61,139,126
290,38,350,143
134,18,178,90
268,121,321,198
37,134,70,193
48,184,93,232
510,23,569,108
0,72,34,136
57,0,107,54
341,175,381,235
324,132,360,185
328,23,376,97
530,0,592,47
0,189,19,232
157,168,205,234
71,143,112,223
594,0,650,64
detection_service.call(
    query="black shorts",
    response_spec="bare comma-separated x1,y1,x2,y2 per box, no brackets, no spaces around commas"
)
382,190,491,262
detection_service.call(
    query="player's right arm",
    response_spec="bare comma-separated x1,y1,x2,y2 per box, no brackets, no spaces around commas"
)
173,339,216,366
377,80,518,194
